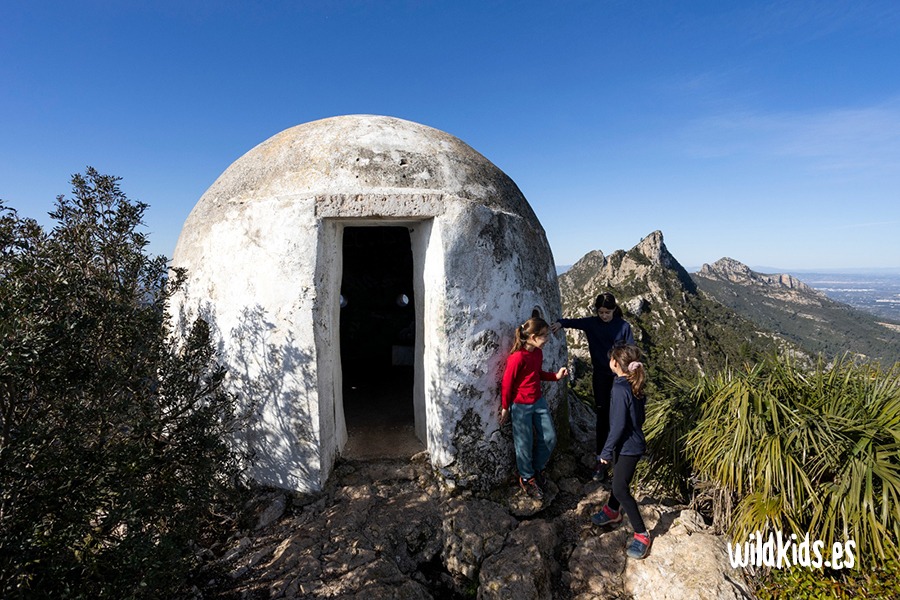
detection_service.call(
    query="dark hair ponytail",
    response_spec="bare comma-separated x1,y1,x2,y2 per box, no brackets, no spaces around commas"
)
609,344,646,397
510,317,550,353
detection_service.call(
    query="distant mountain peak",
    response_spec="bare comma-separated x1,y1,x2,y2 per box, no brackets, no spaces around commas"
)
627,230,696,292
563,231,694,295
633,230,669,265
701,257,751,277
698,257,818,294
570,249,605,271
694,258,899,365
558,231,782,377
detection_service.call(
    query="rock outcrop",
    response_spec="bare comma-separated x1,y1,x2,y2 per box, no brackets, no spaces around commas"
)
201,447,753,600
697,258,823,305
558,231,783,379
695,257,900,365
558,231,695,319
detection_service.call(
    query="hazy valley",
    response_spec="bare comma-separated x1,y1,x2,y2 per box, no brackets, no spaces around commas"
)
799,271,900,321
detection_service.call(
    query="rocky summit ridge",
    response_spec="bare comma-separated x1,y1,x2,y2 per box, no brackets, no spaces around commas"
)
697,258,824,304
202,452,751,600
559,231,696,309
558,231,782,379
694,257,900,365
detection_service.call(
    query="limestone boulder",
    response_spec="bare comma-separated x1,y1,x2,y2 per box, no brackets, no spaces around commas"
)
566,526,631,599
507,478,560,517
253,492,287,530
442,497,517,580
478,520,560,600
624,510,752,600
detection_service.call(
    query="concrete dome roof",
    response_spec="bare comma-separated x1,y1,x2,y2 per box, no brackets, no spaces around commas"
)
170,114,563,493
195,115,535,217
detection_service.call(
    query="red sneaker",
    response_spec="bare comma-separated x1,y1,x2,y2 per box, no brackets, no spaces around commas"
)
518,476,544,500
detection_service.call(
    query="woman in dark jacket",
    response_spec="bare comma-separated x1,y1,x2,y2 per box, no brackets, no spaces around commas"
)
551,292,634,480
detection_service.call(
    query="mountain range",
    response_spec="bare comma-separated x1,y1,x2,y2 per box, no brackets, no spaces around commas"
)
556,231,900,379
694,257,900,366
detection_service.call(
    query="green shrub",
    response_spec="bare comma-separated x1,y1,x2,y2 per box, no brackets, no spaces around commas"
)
0,169,245,599
757,560,900,600
685,354,900,567
641,371,709,497
568,355,595,404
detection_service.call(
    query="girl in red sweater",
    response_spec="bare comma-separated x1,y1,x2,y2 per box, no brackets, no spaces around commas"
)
500,317,568,499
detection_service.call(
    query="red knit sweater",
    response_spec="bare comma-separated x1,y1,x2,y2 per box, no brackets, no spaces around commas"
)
501,347,560,410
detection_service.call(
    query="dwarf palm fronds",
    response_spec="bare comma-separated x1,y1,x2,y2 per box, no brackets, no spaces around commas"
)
686,355,900,565
642,371,713,496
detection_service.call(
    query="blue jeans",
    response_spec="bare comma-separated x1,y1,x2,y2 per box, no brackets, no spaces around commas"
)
511,397,557,479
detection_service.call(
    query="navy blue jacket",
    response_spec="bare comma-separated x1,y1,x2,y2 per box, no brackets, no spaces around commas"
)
557,316,634,377
600,376,646,461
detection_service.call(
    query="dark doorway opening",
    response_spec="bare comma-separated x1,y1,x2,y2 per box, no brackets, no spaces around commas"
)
340,226,423,459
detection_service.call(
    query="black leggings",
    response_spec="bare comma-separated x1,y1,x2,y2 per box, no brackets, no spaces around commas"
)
594,372,614,455
606,453,646,533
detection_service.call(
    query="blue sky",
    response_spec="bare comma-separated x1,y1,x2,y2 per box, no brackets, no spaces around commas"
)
2,0,899,271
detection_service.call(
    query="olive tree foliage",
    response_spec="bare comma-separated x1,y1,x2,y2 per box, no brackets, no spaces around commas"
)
0,169,245,598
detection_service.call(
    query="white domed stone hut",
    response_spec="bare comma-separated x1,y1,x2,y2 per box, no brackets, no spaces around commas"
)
171,115,565,493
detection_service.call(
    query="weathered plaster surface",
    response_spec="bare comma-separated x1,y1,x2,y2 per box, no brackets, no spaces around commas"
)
171,115,564,493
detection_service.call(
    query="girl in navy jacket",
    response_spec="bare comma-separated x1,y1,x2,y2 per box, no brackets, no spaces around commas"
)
590,343,651,559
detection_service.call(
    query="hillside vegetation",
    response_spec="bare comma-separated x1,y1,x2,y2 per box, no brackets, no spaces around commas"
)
0,170,245,599
560,233,900,597
557,231,785,382
695,258,900,366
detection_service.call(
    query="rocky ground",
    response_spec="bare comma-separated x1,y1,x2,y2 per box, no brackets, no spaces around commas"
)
197,445,755,600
